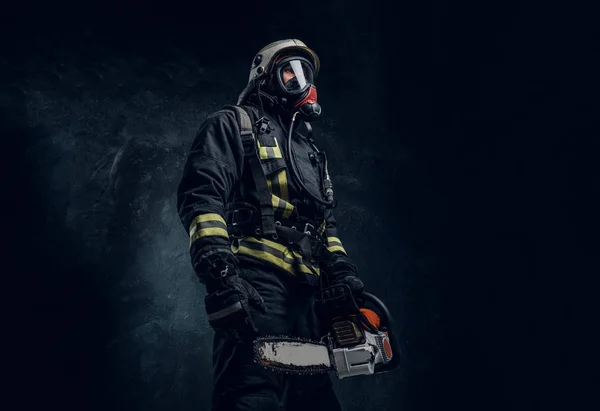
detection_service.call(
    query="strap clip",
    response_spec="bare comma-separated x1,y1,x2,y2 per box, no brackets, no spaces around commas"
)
303,223,316,237
255,117,269,135
229,209,255,239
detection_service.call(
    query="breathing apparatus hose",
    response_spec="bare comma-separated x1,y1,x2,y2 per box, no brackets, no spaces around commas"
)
287,112,335,208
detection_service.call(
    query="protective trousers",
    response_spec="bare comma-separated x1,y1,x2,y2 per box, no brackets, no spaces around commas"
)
211,263,343,411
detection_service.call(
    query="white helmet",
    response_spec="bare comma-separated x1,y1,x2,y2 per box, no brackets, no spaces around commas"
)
237,39,321,109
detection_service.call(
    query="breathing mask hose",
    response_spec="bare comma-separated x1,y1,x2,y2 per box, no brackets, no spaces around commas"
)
323,153,334,203
256,81,266,121
287,112,335,208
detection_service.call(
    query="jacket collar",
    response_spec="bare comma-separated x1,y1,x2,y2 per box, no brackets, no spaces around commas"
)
245,92,295,127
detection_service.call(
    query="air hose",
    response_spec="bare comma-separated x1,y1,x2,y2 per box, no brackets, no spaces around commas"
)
287,111,335,208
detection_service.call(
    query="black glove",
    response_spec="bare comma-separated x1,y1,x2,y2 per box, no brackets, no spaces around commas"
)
330,272,364,296
203,263,267,342
325,253,364,296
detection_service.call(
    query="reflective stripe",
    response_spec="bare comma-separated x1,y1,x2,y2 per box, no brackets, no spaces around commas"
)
270,170,280,195
258,137,283,160
327,236,347,255
208,301,243,321
327,236,343,245
271,195,280,209
281,200,294,219
291,250,321,275
317,220,326,235
267,166,294,220
190,227,230,243
272,195,294,220
232,237,320,276
268,169,288,199
237,245,296,274
189,213,229,244
276,170,289,201
327,245,346,254
247,236,287,253
189,213,227,236
272,139,283,158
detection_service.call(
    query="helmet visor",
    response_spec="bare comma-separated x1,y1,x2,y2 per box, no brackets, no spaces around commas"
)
276,58,315,94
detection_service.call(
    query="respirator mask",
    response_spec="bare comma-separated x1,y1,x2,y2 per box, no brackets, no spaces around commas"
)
272,55,321,122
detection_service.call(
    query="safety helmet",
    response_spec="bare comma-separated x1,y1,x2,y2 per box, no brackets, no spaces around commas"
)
237,39,322,121
246,39,320,85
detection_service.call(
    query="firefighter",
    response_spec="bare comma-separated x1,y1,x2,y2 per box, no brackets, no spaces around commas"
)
177,39,364,411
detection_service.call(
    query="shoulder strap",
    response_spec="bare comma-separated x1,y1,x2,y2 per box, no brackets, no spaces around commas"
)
223,105,276,238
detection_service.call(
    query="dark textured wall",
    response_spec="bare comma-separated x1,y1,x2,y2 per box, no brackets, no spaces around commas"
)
2,1,590,410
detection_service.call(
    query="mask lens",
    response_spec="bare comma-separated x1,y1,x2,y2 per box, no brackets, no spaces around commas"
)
279,59,314,92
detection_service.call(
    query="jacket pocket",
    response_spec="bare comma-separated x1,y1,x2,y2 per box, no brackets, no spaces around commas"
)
260,157,287,176
257,136,283,160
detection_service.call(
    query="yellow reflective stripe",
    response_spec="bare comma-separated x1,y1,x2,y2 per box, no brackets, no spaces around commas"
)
191,213,226,225
326,236,346,254
189,213,227,238
317,220,327,235
189,213,227,237
190,227,229,244
277,170,289,201
282,200,294,219
267,178,272,192
272,138,282,158
233,238,320,276
291,250,321,275
237,245,295,274
271,195,279,209
271,195,295,220
327,245,347,254
244,236,287,253
259,145,269,160
258,138,283,160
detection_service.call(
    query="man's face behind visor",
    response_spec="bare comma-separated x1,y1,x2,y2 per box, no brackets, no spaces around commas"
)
275,57,315,95
262,54,321,122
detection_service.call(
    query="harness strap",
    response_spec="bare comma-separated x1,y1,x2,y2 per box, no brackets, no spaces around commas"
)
274,225,333,266
226,105,277,238
223,104,333,272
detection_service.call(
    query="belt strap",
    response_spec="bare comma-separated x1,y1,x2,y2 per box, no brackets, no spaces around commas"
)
227,105,277,238
275,224,332,265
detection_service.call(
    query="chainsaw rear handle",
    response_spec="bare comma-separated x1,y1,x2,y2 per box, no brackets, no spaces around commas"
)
360,292,401,373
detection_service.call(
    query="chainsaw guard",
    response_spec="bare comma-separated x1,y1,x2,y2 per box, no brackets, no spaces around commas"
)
360,292,401,373
315,285,401,375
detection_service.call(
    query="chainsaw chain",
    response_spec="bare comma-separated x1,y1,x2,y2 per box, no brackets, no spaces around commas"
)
253,335,331,376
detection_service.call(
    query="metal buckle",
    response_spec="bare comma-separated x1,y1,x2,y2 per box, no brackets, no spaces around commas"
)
230,209,254,239
231,209,253,227
255,117,270,135
303,223,315,236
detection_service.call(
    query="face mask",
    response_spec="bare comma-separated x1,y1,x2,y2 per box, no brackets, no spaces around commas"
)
273,56,322,122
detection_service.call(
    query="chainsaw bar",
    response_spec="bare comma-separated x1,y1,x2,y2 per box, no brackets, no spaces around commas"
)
253,335,333,375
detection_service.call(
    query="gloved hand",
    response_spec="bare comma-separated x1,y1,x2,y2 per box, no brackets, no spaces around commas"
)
330,272,364,296
203,263,267,342
325,253,364,296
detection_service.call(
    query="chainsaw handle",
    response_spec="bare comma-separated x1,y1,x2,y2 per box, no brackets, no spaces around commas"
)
361,292,401,373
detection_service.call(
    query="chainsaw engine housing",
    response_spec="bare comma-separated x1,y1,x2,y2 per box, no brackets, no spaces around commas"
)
332,329,394,379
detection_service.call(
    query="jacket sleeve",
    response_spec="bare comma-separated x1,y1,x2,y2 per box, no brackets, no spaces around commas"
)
322,207,359,276
177,109,245,282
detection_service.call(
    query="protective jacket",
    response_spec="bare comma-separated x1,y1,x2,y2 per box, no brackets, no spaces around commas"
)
177,94,357,287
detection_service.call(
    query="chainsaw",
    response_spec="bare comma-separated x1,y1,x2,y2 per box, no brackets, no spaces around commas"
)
253,283,401,379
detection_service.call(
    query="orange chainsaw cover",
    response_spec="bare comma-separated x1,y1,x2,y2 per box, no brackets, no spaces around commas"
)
360,308,393,358
360,308,381,329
